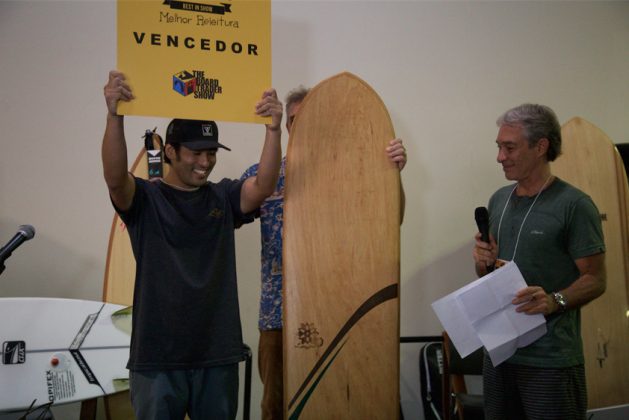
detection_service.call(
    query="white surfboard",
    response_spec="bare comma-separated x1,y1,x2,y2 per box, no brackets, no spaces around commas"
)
0,298,130,412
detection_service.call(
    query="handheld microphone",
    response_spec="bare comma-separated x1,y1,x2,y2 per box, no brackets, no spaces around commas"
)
474,207,494,273
474,207,490,243
0,225,36,264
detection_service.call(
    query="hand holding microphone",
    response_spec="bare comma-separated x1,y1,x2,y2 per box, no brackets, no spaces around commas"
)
474,207,495,274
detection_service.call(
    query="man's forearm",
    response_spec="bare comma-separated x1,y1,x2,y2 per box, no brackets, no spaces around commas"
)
556,253,607,311
399,182,406,224
102,113,129,190
254,126,282,195
559,271,606,311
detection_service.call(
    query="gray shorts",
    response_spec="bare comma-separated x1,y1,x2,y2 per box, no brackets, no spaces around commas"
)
483,354,586,420
129,364,239,420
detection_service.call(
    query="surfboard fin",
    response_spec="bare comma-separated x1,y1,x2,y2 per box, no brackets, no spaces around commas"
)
112,377,130,392
111,306,132,335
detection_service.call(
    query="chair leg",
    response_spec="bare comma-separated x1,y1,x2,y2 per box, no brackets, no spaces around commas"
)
243,348,252,420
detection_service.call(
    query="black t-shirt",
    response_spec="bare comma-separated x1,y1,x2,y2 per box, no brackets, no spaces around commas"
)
116,177,254,370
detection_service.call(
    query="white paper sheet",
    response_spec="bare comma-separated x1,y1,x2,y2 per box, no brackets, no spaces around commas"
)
431,261,547,366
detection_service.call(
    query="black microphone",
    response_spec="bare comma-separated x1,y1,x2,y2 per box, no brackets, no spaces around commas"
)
0,225,36,264
474,207,490,243
474,207,494,273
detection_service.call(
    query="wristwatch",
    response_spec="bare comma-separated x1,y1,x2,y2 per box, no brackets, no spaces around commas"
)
551,292,567,313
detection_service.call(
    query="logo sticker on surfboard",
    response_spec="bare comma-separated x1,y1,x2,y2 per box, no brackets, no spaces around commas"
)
295,323,324,349
2,341,26,364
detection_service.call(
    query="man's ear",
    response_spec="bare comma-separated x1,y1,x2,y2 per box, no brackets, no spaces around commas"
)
537,138,550,157
164,143,176,161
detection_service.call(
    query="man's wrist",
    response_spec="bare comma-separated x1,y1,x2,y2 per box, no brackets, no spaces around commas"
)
107,112,123,120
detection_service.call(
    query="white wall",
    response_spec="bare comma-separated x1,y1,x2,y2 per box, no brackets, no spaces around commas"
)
1,1,627,418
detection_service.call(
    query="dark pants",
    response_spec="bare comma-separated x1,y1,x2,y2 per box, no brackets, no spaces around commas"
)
258,329,283,420
483,354,586,420
129,364,239,420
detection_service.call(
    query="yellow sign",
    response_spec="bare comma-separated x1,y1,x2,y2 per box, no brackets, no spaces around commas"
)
117,0,271,124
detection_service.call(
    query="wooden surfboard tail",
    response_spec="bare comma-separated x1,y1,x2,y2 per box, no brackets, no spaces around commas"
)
286,285,399,420
0,298,130,412
551,117,629,408
283,72,401,419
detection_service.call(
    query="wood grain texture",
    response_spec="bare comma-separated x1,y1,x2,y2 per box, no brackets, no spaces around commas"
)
283,72,401,419
551,117,629,409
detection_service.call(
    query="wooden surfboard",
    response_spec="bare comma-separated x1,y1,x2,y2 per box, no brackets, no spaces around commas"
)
551,117,629,408
101,131,168,419
283,72,401,419
0,298,130,412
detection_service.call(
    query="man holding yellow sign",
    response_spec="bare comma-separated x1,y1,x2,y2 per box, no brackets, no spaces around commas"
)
102,69,282,419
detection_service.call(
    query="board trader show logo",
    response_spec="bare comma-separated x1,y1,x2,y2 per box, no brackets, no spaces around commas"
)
173,70,223,100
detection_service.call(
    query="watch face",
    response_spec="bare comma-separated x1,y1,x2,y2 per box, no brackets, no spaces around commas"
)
553,292,567,311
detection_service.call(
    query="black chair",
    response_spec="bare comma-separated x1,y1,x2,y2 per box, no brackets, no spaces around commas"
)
399,335,444,420
442,332,484,420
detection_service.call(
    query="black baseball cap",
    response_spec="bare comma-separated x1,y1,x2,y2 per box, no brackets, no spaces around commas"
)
165,119,231,151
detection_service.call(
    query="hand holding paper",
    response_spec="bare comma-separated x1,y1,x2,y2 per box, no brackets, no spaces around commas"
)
432,261,547,366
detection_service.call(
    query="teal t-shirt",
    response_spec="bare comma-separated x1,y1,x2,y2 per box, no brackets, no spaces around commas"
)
487,178,605,368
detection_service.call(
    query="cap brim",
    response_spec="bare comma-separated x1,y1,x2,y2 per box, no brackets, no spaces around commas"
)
180,139,231,151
